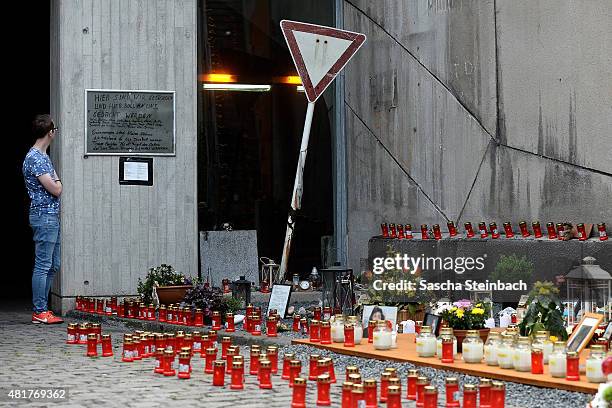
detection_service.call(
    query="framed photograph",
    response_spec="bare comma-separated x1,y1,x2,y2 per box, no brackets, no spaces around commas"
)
423,312,442,336
361,305,398,330
566,312,605,353
267,284,292,319
601,321,612,341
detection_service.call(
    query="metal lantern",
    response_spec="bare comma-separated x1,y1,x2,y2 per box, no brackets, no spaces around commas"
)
232,276,252,309
319,266,354,315
565,257,611,325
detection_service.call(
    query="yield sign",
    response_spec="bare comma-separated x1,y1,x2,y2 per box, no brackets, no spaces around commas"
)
281,20,366,103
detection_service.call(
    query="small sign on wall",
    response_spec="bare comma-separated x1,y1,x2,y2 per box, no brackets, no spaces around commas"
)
119,157,153,186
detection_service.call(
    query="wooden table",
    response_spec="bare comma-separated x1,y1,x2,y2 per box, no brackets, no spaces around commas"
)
292,334,599,394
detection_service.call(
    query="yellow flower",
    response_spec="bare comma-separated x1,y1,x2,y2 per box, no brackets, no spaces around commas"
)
476,303,482,308
550,335,558,342
471,307,484,315
455,309,465,318
450,306,457,312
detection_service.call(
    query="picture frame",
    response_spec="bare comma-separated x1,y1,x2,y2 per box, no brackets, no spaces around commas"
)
601,321,612,342
266,284,293,319
361,305,398,331
566,312,605,353
423,312,442,336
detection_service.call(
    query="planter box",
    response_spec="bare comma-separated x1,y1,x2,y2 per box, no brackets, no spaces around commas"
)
156,285,192,305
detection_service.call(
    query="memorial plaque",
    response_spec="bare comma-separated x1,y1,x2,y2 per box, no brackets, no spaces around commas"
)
85,89,175,155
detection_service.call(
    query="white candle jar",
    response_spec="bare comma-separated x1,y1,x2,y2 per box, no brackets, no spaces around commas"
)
373,321,392,350
346,316,363,344
549,341,567,378
331,315,345,343
497,335,515,369
416,326,436,357
513,338,532,372
484,332,501,366
532,331,553,364
462,330,484,363
436,328,457,358
586,345,607,383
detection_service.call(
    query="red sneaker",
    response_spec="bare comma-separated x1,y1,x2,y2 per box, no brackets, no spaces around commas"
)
32,311,64,324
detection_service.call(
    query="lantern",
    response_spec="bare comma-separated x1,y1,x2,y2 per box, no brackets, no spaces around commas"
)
565,257,611,325
232,276,251,309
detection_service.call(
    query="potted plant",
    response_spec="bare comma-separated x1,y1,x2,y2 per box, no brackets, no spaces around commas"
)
183,283,242,324
518,281,568,341
137,264,194,305
439,299,491,352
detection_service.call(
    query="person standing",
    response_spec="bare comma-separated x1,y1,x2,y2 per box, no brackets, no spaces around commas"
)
23,114,64,324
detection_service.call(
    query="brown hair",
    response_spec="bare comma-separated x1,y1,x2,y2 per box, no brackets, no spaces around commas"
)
31,114,54,141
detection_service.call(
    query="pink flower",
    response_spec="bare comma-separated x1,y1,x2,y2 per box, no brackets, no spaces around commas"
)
453,299,472,308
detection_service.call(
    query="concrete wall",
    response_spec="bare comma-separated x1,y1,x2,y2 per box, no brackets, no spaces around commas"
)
343,0,612,273
50,0,198,312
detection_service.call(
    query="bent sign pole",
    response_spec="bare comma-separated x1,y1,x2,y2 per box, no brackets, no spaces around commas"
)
279,20,366,281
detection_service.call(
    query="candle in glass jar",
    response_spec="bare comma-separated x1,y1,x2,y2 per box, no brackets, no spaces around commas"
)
445,377,460,407
531,348,544,374
549,354,567,378
586,345,607,383
416,326,436,357
513,345,531,372
566,352,580,381
462,331,484,363
463,384,477,408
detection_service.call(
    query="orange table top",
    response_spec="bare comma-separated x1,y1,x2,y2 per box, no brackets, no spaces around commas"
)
292,334,599,394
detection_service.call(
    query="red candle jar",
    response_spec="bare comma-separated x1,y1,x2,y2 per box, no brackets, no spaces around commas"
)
191,332,202,355
154,348,165,374
246,303,254,318
313,307,322,321
101,334,113,357
531,348,544,374
345,366,359,382
88,298,96,313
380,372,391,403
389,223,397,238
309,354,321,380
416,376,429,408
532,221,543,238
405,224,414,239
212,311,221,330
348,373,362,385
320,321,332,344
421,224,429,239
433,224,442,240
266,315,278,337
478,222,488,238
200,334,211,356
165,305,173,322
386,385,401,408
556,223,565,239
175,334,185,353
97,299,105,315
289,360,302,387
397,224,405,239
178,351,191,379
445,377,460,407
213,360,225,386
309,319,320,342
91,323,102,344
293,314,301,332
546,222,557,239
317,374,332,406
105,299,112,316
511,314,517,324
352,384,365,408
490,381,505,408
577,223,588,241
291,377,307,408
138,303,146,319
503,222,514,238
209,329,218,344
479,378,492,408
368,320,376,343
282,353,294,380
173,306,180,324
252,315,262,336
326,358,336,383
204,347,216,374
424,386,438,408
266,346,278,374
192,308,203,327
447,221,458,237
300,318,308,335
363,379,377,408
129,338,140,361
388,377,401,396
117,301,125,317
519,221,530,237
66,323,77,344
163,349,176,376
225,312,235,332
490,222,500,239
259,360,273,389
442,337,454,363
221,336,231,359
86,334,98,357
323,306,332,321
566,351,580,381
463,384,477,408
598,223,608,241
342,381,354,408
230,361,244,390
250,349,261,375
344,324,355,347
147,303,155,321
381,223,389,237
464,222,475,238
225,346,237,374
406,369,418,400
121,337,133,362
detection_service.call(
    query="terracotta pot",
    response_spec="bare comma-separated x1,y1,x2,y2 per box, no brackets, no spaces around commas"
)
453,328,490,353
156,285,192,305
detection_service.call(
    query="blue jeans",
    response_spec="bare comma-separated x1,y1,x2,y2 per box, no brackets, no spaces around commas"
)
29,212,60,313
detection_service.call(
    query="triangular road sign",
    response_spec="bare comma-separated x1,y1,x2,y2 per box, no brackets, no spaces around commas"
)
281,20,366,103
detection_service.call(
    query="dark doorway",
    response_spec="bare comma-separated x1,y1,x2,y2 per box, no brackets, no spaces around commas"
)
6,3,50,301
197,1,335,279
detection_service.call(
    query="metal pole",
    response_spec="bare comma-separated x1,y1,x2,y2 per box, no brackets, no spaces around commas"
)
280,102,316,281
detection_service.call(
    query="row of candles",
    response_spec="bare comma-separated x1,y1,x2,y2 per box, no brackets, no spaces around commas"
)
380,221,608,241
112,327,507,408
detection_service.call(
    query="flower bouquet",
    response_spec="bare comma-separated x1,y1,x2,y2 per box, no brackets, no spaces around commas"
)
439,299,491,351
